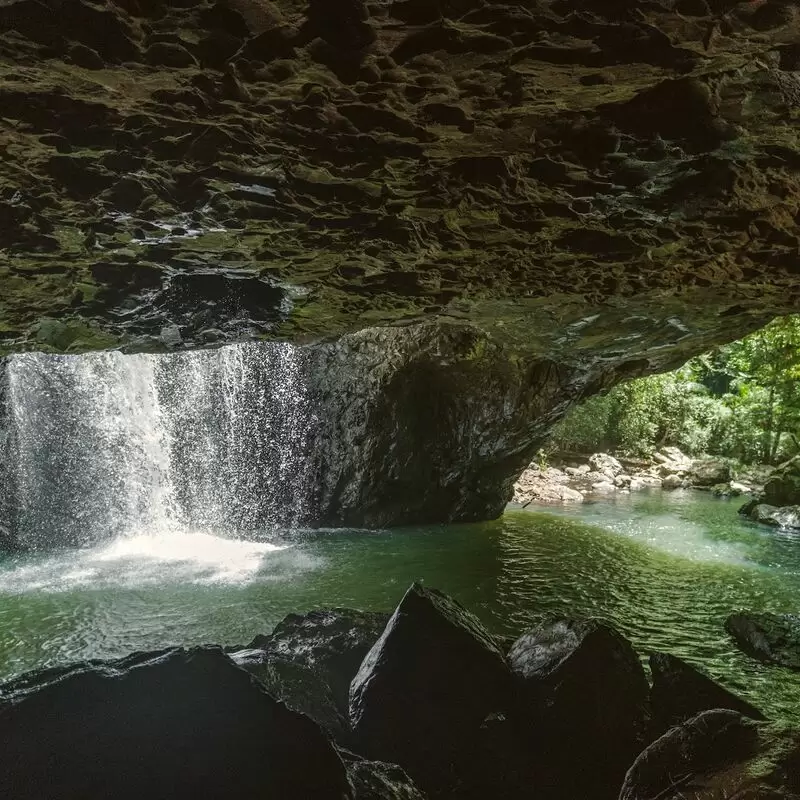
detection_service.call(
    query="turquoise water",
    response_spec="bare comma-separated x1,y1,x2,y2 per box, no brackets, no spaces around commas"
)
0,489,798,722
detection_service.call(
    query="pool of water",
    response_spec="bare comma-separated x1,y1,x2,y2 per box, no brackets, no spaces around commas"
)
1,489,799,722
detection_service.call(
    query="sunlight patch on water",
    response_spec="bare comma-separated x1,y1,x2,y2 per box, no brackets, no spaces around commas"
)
0,531,298,593
611,513,751,565
535,496,752,567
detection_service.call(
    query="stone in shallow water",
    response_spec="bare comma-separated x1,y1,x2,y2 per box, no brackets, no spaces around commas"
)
349,582,510,793
726,611,800,671
0,647,352,800
507,618,650,799
649,651,766,733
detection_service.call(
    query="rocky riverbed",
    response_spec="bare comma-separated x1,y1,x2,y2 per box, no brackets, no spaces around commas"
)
512,447,760,507
1,583,798,800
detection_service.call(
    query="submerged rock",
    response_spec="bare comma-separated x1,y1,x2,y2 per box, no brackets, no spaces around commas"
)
649,652,765,733
619,709,800,800
249,607,390,715
0,647,352,800
349,582,510,793
507,618,650,799
726,611,800,671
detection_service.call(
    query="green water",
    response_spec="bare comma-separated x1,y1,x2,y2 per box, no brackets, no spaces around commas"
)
1,490,799,722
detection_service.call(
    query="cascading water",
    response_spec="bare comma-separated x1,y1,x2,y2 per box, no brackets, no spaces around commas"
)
2,343,316,551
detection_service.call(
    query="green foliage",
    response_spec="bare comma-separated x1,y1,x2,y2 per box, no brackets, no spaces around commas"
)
552,316,800,464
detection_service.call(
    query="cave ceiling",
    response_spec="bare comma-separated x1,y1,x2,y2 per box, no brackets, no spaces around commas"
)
1,0,799,369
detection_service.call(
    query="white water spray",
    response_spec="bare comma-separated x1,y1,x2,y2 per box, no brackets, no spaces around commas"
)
3,343,316,551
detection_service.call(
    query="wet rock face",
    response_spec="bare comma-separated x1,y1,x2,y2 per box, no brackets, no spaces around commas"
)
308,323,594,526
245,607,391,714
1,0,799,358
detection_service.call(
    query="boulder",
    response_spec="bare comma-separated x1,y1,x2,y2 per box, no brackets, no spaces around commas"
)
662,474,683,490
349,583,510,793
514,466,584,505
689,459,732,487
248,607,390,715
741,502,800,529
619,710,800,800
763,456,800,507
589,452,624,478
0,647,352,800
507,619,649,799
649,652,765,733
726,612,800,671
592,480,617,493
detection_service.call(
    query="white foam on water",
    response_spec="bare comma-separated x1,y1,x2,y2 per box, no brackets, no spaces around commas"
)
0,530,292,593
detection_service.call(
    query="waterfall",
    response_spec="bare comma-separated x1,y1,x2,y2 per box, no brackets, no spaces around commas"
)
1,343,316,550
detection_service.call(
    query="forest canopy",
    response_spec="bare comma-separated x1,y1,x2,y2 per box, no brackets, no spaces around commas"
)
551,315,800,465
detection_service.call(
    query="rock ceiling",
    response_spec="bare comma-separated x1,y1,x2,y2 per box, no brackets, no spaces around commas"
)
1,0,799,368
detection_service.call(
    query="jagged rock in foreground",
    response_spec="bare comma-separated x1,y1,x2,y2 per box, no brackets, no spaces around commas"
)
508,618,650,799
726,611,800,671
619,709,800,800
349,582,510,794
1,586,799,800
649,651,766,734
244,606,391,715
0,647,353,800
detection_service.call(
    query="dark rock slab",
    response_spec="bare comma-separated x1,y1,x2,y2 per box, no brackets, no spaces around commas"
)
508,618,650,799
349,583,510,793
0,647,352,800
649,651,766,732
249,607,391,715
619,709,800,800
726,611,800,671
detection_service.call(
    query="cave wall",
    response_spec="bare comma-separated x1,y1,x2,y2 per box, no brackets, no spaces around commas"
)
2,0,800,527
1,0,799,357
